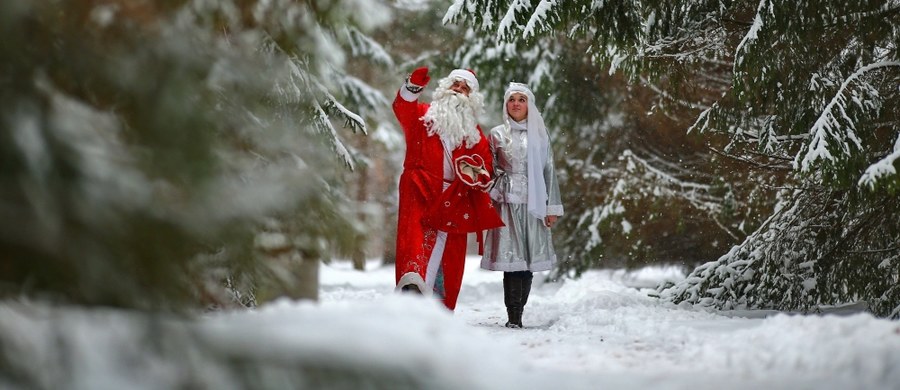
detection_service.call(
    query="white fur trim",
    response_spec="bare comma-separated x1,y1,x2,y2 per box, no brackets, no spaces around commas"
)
396,272,431,296
448,69,478,91
425,231,447,290
546,204,564,216
505,83,529,96
399,82,422,102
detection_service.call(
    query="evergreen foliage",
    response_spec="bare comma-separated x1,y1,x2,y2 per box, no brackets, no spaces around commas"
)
445,0,899,316
0,0,391,311
445,6,772,274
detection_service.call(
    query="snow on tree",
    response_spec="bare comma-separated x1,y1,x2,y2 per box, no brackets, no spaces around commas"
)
445,1,900,317
0,0,394,310
444,5,770,273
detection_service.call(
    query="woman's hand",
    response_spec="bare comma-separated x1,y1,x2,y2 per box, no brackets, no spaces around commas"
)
544,215,558,228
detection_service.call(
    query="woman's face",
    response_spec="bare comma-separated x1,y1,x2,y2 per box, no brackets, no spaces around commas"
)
506,92,528,122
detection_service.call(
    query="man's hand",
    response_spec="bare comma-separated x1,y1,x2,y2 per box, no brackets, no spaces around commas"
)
409,67,430,87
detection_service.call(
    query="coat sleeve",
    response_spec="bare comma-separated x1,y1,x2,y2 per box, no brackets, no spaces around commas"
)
544,144,564,216
488,126,505,176
392,80,428,133
477,126,495,178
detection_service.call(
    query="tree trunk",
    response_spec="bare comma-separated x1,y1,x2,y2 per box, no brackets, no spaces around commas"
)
292,255,319,301
381,208,397,265
351,135,370,271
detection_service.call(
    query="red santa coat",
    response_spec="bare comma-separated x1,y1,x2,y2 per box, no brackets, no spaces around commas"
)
393,91,503,311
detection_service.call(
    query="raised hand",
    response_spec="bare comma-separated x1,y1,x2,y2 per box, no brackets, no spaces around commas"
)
409,67,430,87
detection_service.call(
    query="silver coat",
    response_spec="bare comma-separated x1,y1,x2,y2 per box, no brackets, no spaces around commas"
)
481,124,563,272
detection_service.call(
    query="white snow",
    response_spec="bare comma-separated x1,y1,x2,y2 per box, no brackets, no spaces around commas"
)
620,219,633,234
799,61,900,173
497,0,530,39
317,258,900,390
859,131,900,189
523,0,558,39
2,257,898,389
733,0,767,69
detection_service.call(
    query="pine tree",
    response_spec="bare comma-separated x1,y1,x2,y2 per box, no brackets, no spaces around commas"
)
0,0,393,310
444,5,772,274
445,0,900,317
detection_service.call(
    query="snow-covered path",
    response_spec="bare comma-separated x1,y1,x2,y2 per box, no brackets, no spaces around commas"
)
320,256,900,390
2,256,898,389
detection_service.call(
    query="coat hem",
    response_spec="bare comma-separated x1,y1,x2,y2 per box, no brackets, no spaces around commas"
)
395,272,431,296
479,258,554,272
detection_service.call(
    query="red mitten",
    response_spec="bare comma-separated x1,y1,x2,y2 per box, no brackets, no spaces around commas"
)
455,154,491,190
409,67,430,87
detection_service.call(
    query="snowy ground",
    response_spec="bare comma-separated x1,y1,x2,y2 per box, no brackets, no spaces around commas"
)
319,257,900,390
2,256,899,389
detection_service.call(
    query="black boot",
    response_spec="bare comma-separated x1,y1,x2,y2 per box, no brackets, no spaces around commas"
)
519,271,533,327
400,284,422,294
503,273,523,328
506,308,522,328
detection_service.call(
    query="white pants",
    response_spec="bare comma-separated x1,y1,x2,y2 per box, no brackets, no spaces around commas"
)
425,230,448,291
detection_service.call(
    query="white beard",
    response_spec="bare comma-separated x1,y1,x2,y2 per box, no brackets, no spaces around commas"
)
422,88,482,150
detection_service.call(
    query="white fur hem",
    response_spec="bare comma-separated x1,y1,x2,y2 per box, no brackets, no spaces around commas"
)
396,272,431,296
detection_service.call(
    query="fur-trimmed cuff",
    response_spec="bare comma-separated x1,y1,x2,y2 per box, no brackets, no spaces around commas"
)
395,272,430,296
546,204,564,216
399,81,424,102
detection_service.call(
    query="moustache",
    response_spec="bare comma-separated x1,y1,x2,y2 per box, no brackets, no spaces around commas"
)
446,92,470,106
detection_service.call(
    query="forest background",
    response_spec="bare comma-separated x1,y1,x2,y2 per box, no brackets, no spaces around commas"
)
1,0,898,321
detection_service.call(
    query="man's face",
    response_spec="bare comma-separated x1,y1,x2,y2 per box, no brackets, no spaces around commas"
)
449,79,472,96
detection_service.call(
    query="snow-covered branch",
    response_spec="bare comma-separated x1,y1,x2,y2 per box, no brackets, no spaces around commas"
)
640,76,711,111
497,0,531,39
858,132,900,190
442,0,468,25
343,27,394,67
313,100,355,170
733,0,769,71
523,0,558,39
798,61,900,172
